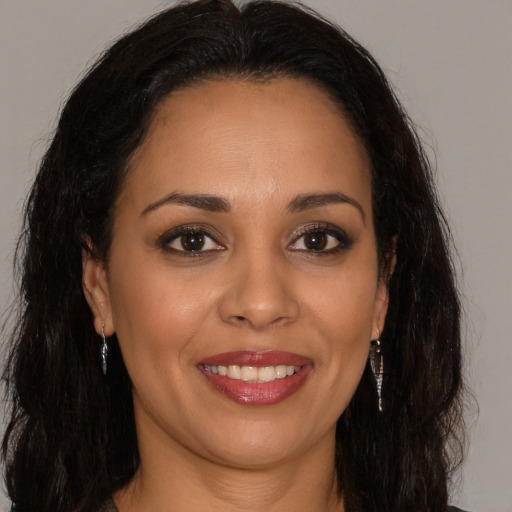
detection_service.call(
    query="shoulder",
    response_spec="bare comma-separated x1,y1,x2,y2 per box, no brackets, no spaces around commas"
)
449,507,472,512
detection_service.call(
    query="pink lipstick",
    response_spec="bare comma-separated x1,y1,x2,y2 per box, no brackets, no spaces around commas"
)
198,350,312,405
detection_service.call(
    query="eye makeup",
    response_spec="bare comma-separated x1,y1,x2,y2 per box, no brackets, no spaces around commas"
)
156,224,226,256
155,220,353,259
288,222,353,255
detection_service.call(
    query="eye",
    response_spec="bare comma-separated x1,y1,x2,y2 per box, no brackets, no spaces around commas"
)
289,224,351,254
158,227,225,255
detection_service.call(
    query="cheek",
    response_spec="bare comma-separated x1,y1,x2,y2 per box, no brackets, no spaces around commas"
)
302,259,378,391
306,260,378,340
106,253,214,377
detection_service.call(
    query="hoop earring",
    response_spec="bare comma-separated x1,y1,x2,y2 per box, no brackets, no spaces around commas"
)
370,337,384,412
100,322,108,377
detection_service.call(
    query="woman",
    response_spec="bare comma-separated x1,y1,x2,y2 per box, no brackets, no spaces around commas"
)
2,1,467,511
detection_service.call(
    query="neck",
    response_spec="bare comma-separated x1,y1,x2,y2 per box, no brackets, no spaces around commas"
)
114,424,343,512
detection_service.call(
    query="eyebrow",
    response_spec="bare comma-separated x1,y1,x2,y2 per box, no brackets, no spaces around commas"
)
287,192,365,223
141,192,231,216
141,191,365,222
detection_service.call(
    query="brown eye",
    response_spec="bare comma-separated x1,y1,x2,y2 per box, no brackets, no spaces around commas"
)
304,232,327,251
180,232,205,251
288,224,351,254
161,228,225,255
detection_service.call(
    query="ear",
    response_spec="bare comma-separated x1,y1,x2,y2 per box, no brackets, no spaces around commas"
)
82,246,114,336
371,246,397,340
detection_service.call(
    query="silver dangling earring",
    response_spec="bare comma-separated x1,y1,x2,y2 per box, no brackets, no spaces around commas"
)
370,336,384,412
101,322,108,377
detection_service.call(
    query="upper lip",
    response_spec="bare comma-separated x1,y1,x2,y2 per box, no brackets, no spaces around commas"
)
199,350,312,367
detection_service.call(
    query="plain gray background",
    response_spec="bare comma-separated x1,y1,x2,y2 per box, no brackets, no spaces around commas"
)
1,1,510,511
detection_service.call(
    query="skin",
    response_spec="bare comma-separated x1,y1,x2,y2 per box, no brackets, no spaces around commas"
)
83,77,391,512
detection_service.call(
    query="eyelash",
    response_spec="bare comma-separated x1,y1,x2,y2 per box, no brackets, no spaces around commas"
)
289,223,352,255
156,222,352,257
157,225,225,256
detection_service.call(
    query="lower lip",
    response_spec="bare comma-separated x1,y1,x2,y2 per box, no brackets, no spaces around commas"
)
199,365,313,405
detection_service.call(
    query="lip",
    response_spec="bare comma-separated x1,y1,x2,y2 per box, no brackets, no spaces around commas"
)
198,350,313,406
200,350,311,367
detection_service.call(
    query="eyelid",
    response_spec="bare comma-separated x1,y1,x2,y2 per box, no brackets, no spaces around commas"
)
156,224,226,255
288,222,352,253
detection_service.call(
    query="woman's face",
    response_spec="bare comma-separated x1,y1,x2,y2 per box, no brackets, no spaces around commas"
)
84,77,390,469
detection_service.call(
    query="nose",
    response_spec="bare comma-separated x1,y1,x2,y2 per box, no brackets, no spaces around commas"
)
218,253,300,331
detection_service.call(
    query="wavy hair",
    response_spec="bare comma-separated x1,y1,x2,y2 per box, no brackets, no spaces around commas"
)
2,1,464,511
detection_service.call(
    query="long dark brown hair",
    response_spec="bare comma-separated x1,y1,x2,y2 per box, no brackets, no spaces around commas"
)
2,1,464,511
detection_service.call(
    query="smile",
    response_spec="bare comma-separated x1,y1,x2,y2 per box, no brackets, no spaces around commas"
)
199,351,312,405
203,364,301,383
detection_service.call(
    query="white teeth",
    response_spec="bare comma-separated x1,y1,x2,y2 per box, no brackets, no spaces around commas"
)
227,365,241,379
275,365,287,379
241,366,258,381
205,364,300,382
258,366,276,382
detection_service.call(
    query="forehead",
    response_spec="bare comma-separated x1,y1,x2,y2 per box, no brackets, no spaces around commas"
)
121,77,371,212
